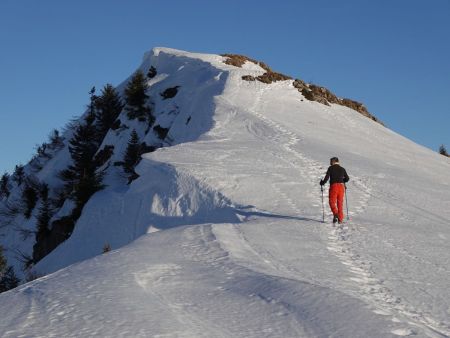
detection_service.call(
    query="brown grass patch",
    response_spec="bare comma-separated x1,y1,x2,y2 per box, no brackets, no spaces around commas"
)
223,53,291,84
293,79,308,91
294,79,384,125
222,54,271,72
256,72,292,84
339,98,383,124
242,71,292,84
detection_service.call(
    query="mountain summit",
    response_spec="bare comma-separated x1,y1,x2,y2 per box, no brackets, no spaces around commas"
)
0,47,449,337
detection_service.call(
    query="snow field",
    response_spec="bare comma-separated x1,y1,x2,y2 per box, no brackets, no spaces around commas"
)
1,48,449,337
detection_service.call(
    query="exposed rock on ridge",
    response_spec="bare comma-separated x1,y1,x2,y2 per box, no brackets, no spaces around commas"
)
222,54,384,126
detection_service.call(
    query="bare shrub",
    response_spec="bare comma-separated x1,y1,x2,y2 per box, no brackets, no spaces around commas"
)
15,226,35,241
102,243,111,253
25,270,43,282
14,248,34,270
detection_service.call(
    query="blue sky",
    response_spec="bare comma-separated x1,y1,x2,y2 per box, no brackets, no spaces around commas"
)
0,0,449,174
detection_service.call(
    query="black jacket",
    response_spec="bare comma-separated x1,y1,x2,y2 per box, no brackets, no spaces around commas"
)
322,164,349,185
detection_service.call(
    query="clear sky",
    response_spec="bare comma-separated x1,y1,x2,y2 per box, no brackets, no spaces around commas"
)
1,0,449,174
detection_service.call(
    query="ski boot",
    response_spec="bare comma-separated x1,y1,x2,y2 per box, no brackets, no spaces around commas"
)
332,214,338,224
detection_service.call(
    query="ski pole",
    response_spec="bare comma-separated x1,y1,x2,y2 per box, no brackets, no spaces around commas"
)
321,185,325,223
345,183,349,221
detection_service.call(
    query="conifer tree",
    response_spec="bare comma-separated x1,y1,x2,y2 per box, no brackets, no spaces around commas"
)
35,143,49,158
0,246,6,275
0,173,10,199
439,144,448,157
36,184,51,240
0,247,19,293
0,266,19,292
12,165,25,186
67,115,104,213
123,130,141,182
59,88,105,215
22,180,38,219
124,70,154,123
49,129,64,149
72,170,104,217
88,86,97,116
58,167,76,198
95,84,124,138
69,117,99,174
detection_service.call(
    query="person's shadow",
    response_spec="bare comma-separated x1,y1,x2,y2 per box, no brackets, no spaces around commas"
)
234,205,323,224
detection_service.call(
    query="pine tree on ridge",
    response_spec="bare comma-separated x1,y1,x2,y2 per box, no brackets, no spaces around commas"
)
95,84,124,138
123,129,141,183
124,70,154,124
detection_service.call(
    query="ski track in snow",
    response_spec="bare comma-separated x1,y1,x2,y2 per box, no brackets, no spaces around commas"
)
134,264,231,338
236,84,450,338
182,225,310,338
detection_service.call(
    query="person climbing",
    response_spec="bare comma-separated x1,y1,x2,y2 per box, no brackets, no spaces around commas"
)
320,157,349,224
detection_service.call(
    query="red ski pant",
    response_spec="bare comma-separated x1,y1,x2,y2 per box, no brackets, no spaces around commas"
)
329,183,345,222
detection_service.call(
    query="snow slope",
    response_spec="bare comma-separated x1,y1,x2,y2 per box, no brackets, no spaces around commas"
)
1,47,449,337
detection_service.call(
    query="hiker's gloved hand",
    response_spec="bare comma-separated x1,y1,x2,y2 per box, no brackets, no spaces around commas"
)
320,180,325,186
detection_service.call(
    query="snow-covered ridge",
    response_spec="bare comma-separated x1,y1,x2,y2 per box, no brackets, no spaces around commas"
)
1,47,449,337
1,47,240,276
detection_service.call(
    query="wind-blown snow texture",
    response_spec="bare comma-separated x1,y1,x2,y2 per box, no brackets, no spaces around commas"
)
1,47,449,337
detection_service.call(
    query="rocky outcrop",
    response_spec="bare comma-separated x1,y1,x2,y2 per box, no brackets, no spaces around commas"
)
242,72,292,84
222,54,271,72
160,86,180,100
223,54,384,126
340,98,380,123
294,79,383,125
222,54,292,84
